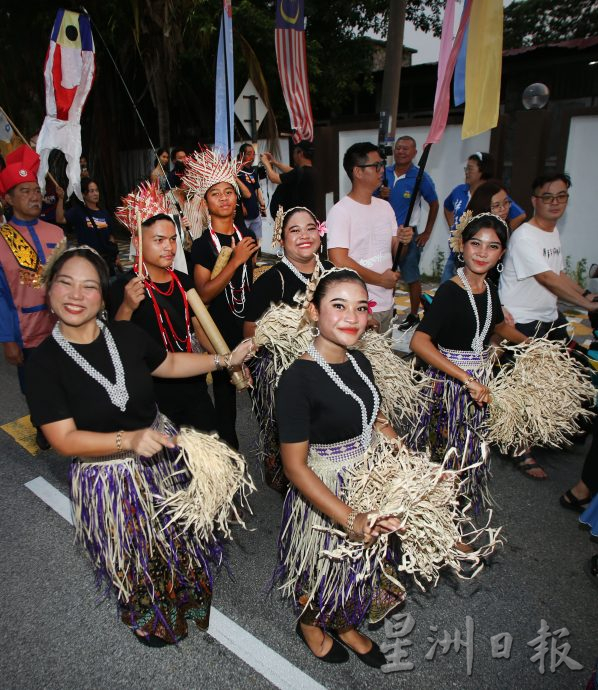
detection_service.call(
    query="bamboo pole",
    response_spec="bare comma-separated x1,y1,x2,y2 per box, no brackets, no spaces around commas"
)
136,211,143,278
186,288,249,391
210,246,233,278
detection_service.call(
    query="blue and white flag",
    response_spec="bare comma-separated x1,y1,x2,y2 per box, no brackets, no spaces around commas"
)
214,0,235,155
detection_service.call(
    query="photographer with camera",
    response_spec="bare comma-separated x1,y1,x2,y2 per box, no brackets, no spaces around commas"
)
237,143,267,243
260,140,315,216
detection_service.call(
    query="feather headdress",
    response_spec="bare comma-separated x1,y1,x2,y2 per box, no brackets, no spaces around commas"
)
115,181,170,233
183,147,242,199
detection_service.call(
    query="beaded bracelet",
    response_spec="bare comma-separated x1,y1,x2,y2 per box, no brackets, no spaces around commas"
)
116,430,124,451
346,508,358,533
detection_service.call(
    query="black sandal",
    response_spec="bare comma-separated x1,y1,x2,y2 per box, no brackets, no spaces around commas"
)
559,489,591,513
510,451,547,479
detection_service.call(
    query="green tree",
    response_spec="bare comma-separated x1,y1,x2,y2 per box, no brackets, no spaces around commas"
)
504,0,598,49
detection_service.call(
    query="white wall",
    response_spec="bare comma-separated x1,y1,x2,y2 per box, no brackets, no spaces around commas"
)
558,115,598,279
336,126,491,276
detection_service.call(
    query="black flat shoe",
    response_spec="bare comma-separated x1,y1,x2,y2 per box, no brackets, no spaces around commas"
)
559,489,591,513
329,630,387,669
295,622,349,663
134,633,170,648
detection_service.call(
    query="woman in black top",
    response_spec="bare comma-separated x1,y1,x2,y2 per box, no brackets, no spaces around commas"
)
25,247,253,646
244,207,331,491
275,269,404,668
410,213,528,509
56,178,121,275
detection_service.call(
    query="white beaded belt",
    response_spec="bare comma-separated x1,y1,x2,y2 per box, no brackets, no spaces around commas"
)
439,345,492,371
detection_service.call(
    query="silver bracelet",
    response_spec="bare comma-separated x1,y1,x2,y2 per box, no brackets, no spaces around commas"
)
214,354,221,370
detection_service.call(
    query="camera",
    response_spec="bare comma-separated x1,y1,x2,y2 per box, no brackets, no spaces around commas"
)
378,144,393,158
256,164,267,180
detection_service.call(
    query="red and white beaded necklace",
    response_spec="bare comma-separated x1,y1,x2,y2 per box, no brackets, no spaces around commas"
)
209,224,250,318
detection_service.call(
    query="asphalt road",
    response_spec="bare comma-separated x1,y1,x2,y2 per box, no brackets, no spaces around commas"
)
1,354,596,690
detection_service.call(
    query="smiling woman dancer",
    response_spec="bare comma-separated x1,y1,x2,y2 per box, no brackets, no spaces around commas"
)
24,247,253,647
409,213,528,510
275,268,405,668
244,207,332,491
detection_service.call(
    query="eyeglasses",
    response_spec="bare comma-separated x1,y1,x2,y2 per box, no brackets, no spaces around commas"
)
357,161,385,171
533,192,569,204
490,199,511,211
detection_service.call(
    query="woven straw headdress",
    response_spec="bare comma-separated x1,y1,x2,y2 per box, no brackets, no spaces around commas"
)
183,147,242,199
115,181,170,233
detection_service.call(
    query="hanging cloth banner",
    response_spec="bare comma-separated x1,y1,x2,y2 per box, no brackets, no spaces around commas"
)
462,0,503,139
275,0,314,143
36,9,95,200
214,0,235,155
425,0,473,146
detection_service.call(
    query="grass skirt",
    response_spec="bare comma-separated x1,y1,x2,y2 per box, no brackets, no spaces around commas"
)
409,347,493,513
249,349,287,493
70,414,222,642
274,437,406,630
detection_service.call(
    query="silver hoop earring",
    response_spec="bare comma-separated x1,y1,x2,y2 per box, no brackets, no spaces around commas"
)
457,252,464,263
496,261,504,274
310,325,320,338
99,309,108,322
276,248,284,259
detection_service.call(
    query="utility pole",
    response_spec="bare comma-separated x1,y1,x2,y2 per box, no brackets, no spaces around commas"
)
378,0,407,155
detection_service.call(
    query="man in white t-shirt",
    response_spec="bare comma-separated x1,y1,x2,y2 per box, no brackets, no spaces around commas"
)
500,173,597,340
326,142,413,333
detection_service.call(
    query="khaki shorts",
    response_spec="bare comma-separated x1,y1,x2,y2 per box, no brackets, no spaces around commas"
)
371,308,394,335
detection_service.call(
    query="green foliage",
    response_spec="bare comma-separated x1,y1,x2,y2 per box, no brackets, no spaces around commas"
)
431,246,445,282
504,0,598,49
564,256,588,288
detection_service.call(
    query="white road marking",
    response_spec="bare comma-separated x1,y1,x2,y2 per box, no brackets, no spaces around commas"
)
25,476,326,690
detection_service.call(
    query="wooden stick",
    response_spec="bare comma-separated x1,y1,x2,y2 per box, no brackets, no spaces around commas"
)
136,211,143,278
186,288,249,391
0,106,60,188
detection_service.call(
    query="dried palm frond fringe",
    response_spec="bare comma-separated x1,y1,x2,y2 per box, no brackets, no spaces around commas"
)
157,428,256,542
315,434,502,591
254,303,429,429
486,338,596,453
353,329,431,428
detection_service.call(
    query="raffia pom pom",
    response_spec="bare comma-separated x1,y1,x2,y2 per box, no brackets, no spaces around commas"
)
316,434,502,590
254,302,312,374
485,337,596,453
351,330,432,430
157,427,256,542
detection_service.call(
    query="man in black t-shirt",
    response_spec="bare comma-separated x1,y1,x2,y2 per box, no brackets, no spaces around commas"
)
110,212,217,432
261,140,316,216
185,148,258,449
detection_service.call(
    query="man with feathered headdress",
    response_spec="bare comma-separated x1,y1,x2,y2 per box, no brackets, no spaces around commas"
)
0,145,64,448
185,148,258,449
109,181,217,432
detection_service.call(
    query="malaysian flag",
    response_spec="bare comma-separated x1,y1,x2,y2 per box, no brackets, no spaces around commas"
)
275,0,314,143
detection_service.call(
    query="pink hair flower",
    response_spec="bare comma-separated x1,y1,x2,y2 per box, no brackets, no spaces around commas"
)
367,300,377,314
317,220,327,237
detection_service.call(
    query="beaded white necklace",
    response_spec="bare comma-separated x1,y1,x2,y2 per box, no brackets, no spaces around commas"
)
209,225,249,319
457,267,492,354
52,320,129,411
281,255,323,286
307,344,380,451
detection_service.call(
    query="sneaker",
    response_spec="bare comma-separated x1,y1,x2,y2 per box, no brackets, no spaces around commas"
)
397,313,420,331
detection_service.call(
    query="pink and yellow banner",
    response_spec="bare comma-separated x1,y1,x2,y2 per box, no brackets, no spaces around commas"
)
462,0,503,139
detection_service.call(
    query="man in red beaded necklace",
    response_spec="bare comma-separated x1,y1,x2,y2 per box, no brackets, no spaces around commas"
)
111,191,217,432
186,148,258,449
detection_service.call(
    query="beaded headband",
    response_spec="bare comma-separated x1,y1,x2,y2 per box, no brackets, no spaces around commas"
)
115,181,170,233
183,147,242,199
272,205,325,247
449,211,509,253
